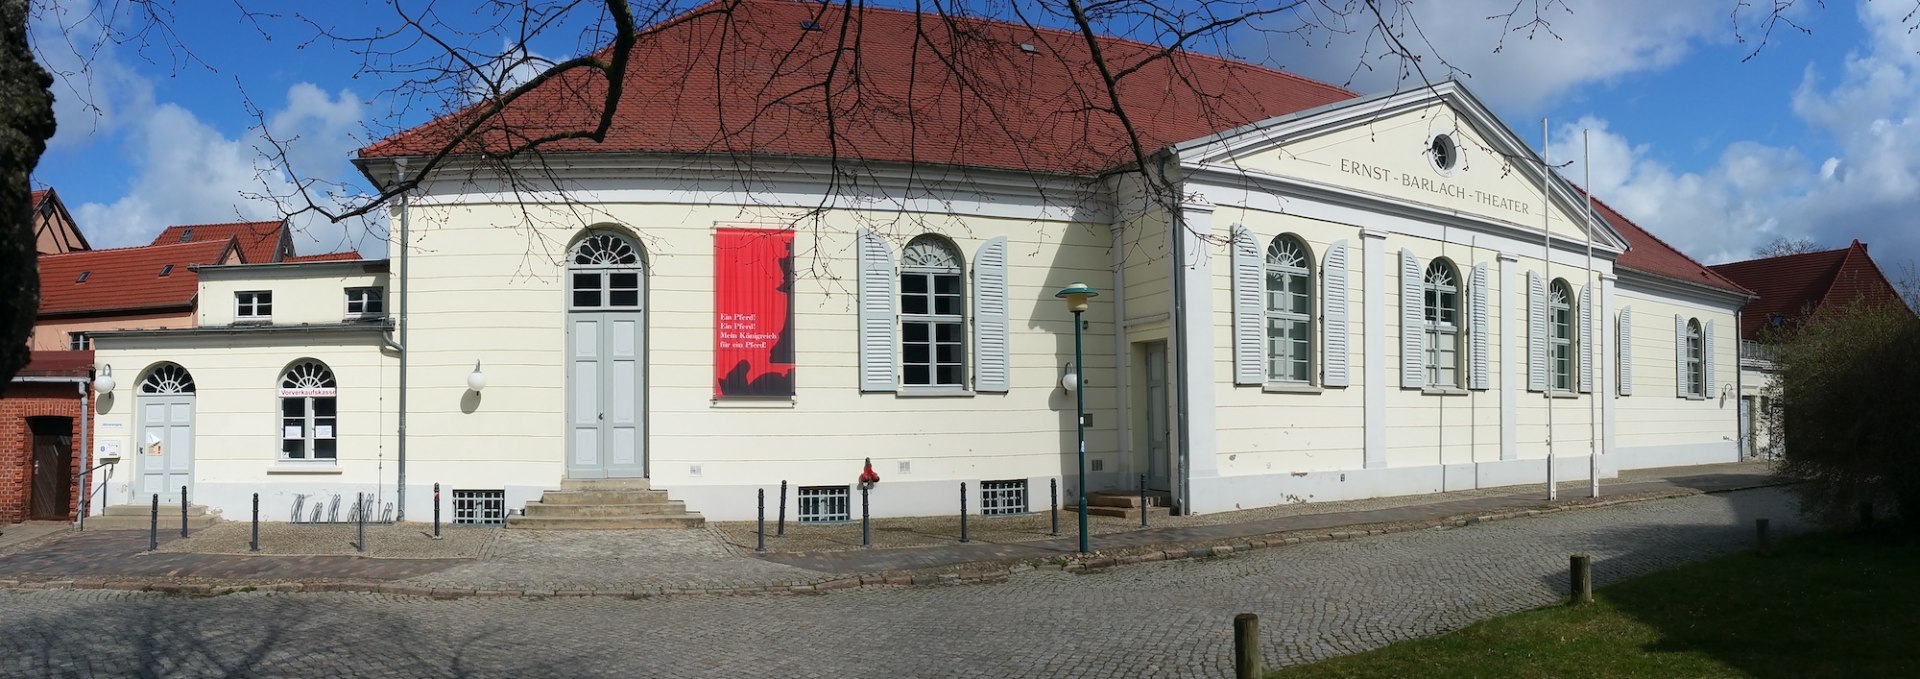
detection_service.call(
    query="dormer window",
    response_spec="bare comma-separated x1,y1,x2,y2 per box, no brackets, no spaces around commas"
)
75,271,89,283
179,228,193,242
236,291,273,322
159,264,174,277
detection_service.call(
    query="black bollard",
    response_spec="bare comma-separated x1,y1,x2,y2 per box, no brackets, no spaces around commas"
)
861,485,871,549
1140,474,1149,528
148,493,159,552
776,480,788,537
180,485,189,538
250,493,260,553
1756,518,1771,555
433,482,442,539
756,488,766,553
356,492,366,553
960,482,969,543
1050,478,1060,537
1233,613,1261,679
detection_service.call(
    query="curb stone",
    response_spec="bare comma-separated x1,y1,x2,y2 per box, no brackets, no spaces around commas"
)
0,479,1790,600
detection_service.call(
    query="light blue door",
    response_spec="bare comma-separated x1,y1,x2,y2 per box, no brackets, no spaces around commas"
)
1146,342,1171,491
136,363,196,499
566,232,647,479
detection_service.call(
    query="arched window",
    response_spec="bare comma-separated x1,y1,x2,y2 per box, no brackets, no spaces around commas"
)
569,231,643,310
1685,318,1705,397
1423,259,1463,387
1550,279,1574,391
899,235,965,388
1265,235,1313,383
139,363,195,394
280,360,338,460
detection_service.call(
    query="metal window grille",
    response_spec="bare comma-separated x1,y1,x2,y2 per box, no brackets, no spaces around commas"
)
452,489,506,526
797,486,851,523
980,480,1029,516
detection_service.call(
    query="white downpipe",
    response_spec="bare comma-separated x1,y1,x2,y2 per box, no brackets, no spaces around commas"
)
1543,118,1556,502
1585,130,1599,499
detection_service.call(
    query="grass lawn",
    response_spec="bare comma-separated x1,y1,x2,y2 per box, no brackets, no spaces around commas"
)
1269,530,1920,678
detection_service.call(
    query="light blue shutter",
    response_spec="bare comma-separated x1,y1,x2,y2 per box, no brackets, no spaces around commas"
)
1400,249,1424,388
1704,319,1716,398
1675,314,1688,398
1578,286,1593,393
1528,271,1547,392
972,237,1010,392
1469,263,1489,390
857,230,896,392
1232,226,1264,386
1321,240,1350,387
1617,306,1633,396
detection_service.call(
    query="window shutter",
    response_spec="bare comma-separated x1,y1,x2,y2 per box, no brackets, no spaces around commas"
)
1704,319,1716,398
1675,314,1687,398
857,230,897,392
1617,306,1633,396
972,237,1011,393
1528,271,1547,392
1469,263,1489,390
1321,240,1350,387
1399,249,1424,388
1232,226,1264,386
1578,286,1593,394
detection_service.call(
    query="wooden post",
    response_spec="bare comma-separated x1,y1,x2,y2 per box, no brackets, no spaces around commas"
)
1756,518,1771,555
1233,613,1261,679
1569,554,1593,605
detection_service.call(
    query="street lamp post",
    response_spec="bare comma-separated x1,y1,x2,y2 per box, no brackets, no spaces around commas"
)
1055,282,1098,554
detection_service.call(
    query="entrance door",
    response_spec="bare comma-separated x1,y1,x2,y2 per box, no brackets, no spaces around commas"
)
566,231,647,479
136,363,196,499
27,418,72,520
1145,341,1171,491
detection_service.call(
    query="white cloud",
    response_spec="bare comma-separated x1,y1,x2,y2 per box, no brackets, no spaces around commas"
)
29,0,157,147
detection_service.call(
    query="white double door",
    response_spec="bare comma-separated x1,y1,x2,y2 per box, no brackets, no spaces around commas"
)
568,312,646,478
138,395,195,499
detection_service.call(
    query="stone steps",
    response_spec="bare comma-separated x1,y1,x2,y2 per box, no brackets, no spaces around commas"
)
510,478,704,530
560,478,653,492
521,500,688,518
534,490,674,506
1061,504,1172,520
85,505,220,531
505,515,706,530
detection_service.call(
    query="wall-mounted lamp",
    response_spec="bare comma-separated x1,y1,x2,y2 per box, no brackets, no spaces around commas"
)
1061,361,1079,392
467,361,487,392
93,365,116,394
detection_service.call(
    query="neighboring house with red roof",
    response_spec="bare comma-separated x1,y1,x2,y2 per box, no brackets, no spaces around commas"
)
30,188,89,255
29,239,242,352
151,220,294,264
1,350,94,524
83,0,1748,525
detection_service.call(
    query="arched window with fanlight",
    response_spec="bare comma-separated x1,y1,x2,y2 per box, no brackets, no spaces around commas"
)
569,231,644,310
898,235,965,388
1550,279,1575,392
280,360,338,460
1423,259,1463,388
1264,234,1313,384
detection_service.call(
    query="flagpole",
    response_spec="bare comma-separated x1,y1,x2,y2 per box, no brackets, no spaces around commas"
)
1543,118,1556,502
1585,129,1599,499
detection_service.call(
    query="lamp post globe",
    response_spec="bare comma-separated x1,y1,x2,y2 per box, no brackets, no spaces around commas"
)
1054,283,1098,554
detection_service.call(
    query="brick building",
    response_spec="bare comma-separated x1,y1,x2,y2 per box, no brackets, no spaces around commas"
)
1,351,92,523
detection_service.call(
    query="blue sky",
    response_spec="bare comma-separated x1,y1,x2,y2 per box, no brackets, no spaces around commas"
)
26,1,1919,277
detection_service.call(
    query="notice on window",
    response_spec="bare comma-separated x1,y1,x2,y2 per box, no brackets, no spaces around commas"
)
284,426,303,439
714,227,796,398
316,425,334,439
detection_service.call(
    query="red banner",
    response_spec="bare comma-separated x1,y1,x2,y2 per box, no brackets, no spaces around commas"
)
714,228,795,398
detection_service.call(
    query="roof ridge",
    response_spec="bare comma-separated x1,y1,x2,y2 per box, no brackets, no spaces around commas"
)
39,239,236,259
1585,193,1751,295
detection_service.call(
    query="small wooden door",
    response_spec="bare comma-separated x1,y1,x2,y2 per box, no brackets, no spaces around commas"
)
1145,342,1172,491
28,418,72,520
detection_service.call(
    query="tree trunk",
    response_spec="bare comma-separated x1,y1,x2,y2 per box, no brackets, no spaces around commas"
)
0,0,54,390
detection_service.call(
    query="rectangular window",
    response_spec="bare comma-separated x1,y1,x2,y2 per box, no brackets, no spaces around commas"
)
281,395,338,460
452,490,507,526
980,480,1029,516
1551,304,1573,391
1426,328,1458,387
67,332,89,351
236,291,273,321
899,271,964,388
1265,268,1311,383
344,287,385,317
1687,330,1705,397
797,485,851,523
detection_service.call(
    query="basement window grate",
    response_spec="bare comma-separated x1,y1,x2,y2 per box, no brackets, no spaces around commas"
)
980,479,1029,516
797,485,851,523
452,489,506,526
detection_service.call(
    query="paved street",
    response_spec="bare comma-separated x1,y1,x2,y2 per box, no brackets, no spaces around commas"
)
0,486,1803,678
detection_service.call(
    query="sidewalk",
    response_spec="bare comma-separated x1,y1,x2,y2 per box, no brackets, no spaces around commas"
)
0,461,1784,597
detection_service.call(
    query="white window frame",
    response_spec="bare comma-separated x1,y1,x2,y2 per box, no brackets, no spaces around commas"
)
1549,280,1574,393
569,232,644,311
1423,259,1463,388
344,286,385,318
1264,235,1313,384
279,360,338,462
67,332,90,351
236,290,273,322
898,235,966,391
1685,318,1705,398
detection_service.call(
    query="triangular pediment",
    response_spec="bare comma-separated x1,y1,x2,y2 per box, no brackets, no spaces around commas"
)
1176,82,1625,252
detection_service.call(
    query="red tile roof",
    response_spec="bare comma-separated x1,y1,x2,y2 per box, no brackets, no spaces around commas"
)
283,251,362,263
359,0,1357,175
1584,195,1749,296
1709,240,1905,340
151,220,289,263
30,189,48,208
36,239,239,316
16,350,95,378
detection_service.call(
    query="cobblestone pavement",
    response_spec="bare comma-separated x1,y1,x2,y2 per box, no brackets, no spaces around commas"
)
0,532,464,583
399,527,825,592
0,487,1804,678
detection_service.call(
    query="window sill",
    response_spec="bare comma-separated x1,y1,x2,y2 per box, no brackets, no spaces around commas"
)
1421,387,1469,396
896,388,975,398
267,464,342,475
711,397,797,409
1683,395,1707,401
1262,383,1322,394
1546,391,1581,399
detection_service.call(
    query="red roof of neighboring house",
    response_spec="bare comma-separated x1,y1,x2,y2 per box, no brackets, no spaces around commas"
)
1709,240,1905,340
359,0,1357,175
16,350,95,378
151,220,289,263
1584,195,1749,296
30,189,48,208
36,239,239,316
283,251,362,263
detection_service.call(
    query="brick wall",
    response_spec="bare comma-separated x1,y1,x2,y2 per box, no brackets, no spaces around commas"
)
0,383,86,524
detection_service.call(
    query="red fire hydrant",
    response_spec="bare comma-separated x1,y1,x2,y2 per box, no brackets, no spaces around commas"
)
858,457,881,490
